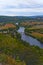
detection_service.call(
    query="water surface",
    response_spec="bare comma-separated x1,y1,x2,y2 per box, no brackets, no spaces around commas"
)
18,27,43,48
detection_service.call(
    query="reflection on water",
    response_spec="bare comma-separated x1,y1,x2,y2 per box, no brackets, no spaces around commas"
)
18,27,43,48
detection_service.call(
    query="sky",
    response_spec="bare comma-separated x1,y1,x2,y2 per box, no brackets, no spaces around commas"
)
0,0,43,16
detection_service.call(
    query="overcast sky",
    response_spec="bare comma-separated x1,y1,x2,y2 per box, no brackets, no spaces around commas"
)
0,0,43,16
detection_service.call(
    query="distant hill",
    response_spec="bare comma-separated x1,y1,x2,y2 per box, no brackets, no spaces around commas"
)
0,16,43,24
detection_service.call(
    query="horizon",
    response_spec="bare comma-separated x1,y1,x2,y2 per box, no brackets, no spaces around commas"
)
0,15,43,17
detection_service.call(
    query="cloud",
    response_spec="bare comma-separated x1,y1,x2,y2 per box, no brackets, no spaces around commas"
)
0,0,43,16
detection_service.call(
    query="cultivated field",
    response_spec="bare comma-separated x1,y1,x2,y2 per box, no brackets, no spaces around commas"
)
0,23,16,30
25,22,43,43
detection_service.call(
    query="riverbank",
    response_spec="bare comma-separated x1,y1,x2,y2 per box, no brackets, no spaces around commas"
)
25,32,43,43
25,27,43,44
18,27,43,48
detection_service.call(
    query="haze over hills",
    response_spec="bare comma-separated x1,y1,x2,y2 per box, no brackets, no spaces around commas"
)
0,16,43,24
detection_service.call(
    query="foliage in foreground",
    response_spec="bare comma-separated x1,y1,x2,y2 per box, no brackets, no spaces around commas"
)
0,34,43,65
0,53,26,65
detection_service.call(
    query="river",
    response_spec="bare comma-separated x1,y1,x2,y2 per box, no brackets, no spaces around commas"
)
18,27,43,48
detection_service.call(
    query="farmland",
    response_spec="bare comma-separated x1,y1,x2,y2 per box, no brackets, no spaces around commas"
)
25,25,43,43
20,21,43,27
0,23,16,30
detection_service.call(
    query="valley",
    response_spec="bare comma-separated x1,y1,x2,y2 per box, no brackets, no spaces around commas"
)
0,16,43,65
